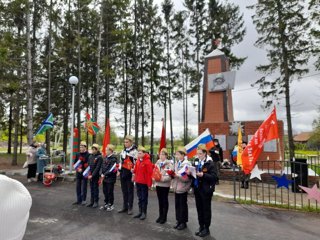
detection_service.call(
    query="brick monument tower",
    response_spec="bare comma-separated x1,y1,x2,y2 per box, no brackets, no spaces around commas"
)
199,49,284,164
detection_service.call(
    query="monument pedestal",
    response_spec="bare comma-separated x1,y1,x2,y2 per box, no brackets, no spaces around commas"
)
200,49,284,167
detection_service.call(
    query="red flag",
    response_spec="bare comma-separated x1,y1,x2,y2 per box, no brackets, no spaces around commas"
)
158,119,166,154
102,118,110,157
242,107,279,174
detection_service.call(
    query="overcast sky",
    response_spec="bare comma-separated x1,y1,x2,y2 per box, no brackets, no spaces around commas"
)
110,0,320,139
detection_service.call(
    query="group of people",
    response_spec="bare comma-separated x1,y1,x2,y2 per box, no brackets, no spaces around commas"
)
26,142,49,182
72,135,219,238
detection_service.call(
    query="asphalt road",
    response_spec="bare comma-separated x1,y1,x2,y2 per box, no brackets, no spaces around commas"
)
17,177,319,240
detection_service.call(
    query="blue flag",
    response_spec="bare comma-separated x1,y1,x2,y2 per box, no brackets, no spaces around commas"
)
35,113,54,136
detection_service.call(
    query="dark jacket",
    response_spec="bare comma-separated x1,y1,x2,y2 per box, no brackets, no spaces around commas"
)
74,151,90,178
193,156,218,195
101,154,118,183
88,152,103,179
209,145,223,162
119,145,137,180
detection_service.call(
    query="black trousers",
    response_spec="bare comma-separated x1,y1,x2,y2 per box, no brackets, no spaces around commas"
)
120,177,134,209
89,177,99,203
156,186,169,219
27,163,37,178
103,181,115,205
175,192,188,224
76,174,88,203
194,189,213,228
136,183,148,211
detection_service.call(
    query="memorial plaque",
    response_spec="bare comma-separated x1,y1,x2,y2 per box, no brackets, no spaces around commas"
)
227,135,237,150
264,139,277,152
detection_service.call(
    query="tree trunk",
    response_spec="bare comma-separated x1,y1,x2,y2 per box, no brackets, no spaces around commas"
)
141,62,145,146
185,68,189,144
19,106,23,154
166,27,174,155
26,1,33,145
124,58,128,137
12,98,20,166
134,0,139,144
46,0,53,153
277,2,294,160
129,101,133,136
77,0,82,148
150,53,154,159
7,101,12,154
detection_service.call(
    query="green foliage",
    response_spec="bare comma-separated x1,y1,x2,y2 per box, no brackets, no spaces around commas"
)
309,114,320,149
206,0,246,69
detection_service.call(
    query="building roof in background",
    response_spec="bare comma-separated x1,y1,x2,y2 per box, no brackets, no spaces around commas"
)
293,132,313,142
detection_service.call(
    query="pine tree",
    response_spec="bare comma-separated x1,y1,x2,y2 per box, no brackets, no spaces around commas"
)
184,0,207,125
249,0,310,160
309,0,320,70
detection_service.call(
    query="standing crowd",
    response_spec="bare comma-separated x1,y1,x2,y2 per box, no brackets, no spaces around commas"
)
26,135,219,238
26,142,50,182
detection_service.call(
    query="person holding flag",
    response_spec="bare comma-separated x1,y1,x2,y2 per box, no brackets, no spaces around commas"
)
132,146,153,220
86,144,103,208
153,148,174,224
100,144,118,211
171,147,192,231
240,141,249,189
72,141,90,205
192,144,218,238
118,135,137,215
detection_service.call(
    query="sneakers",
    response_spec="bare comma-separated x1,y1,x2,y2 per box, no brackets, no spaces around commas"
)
107,204,114,211
100,204,108,210
92,202,98,208
81,201,86,206
72,201,81,205
27,179,32,183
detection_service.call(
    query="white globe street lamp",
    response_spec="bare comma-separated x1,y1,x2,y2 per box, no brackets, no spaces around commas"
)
69,76,78,173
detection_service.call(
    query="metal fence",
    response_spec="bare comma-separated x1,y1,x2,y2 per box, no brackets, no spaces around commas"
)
222,158,320,212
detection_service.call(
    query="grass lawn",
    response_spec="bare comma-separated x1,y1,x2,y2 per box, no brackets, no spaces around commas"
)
0,153,26,169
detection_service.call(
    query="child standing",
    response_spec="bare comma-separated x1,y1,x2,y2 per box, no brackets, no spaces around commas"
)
100,144,118,211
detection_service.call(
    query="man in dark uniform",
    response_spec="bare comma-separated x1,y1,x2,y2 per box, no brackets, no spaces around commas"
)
209,138,223,184
72,141,90,205
86,143,103,208
100,144,118,211
191,144,218,238
118,135,137,215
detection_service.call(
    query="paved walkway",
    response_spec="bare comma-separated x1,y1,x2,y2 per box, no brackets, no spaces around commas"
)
1,168,319,211
9,176,317,240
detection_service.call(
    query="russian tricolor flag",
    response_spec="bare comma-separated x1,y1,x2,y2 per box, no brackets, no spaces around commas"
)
185,129,214,158
74,160,82,170
178,165,188,176
83,166,91,178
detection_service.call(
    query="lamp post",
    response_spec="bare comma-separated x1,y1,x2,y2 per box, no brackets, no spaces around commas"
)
69,76,79,173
